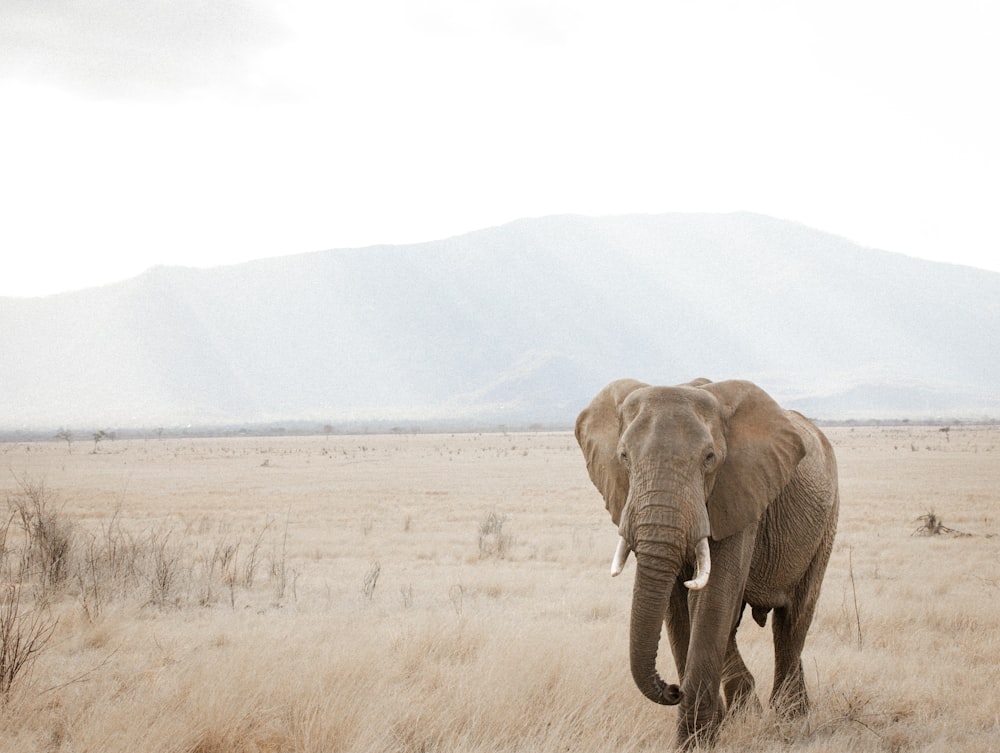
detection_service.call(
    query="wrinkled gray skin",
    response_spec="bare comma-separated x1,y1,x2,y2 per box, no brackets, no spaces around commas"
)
576,379,839,747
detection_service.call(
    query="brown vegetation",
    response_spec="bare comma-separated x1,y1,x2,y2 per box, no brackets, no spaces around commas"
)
0,426,998,752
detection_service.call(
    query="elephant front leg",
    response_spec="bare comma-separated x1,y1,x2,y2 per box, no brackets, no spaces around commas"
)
664,576,691,680
675,626,727,748
676,535,755,746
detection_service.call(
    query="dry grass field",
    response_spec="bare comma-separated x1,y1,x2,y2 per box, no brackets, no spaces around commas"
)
1,426,998,752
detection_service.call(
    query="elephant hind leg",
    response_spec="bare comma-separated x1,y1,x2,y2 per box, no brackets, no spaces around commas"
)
770,577,823,716
770,512,837,717
770,606,810,716
722,632,761,714
771,609,809,716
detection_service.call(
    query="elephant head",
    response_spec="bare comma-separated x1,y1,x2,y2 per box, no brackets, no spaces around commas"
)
575,379,805,707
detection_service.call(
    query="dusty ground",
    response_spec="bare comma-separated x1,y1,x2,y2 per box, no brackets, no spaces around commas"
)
0,425,998,752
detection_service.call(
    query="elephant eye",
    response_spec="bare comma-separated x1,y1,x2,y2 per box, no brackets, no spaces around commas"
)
704,451,716,467
619,450,629,465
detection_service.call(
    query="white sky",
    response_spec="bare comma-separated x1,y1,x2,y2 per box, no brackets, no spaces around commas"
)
2,0,999,297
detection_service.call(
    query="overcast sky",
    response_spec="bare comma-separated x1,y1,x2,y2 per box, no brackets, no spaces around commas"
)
2,1,998,297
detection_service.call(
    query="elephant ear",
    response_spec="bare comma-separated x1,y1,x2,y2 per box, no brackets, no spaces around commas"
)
575,379,648,525
701,380,806,541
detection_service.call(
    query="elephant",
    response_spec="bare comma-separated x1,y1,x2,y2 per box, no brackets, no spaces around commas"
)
575,378,839,746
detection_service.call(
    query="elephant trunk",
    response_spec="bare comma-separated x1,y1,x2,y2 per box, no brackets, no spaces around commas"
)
629,545,684,706
624,489,712,707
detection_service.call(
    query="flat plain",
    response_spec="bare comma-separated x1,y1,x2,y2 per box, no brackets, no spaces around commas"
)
1,425,998,752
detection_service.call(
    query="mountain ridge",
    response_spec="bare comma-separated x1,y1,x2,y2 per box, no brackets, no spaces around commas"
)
3,212,998,430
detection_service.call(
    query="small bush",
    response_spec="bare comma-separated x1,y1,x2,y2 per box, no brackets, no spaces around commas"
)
0,583,56,702
269,515,292,603
362,561,381,600
913,510,968,537
148,530,182,607
7,476,75,590
478,510,514,559
77,507,143,620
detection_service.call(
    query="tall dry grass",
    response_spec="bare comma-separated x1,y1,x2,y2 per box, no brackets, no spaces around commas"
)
0,427,998,752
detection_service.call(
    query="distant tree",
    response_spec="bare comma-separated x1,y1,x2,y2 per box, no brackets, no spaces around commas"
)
91,430,107,454
54,429,73,452
323,424,333,440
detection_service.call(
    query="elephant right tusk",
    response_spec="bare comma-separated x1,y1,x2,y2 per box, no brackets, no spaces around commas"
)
684,537,711,590
610,536,631,577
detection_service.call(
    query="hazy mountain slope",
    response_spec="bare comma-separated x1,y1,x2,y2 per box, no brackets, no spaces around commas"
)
2,213,998,429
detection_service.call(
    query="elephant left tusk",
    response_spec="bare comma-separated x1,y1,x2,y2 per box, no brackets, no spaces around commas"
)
684,537,711,590
610,536,631,577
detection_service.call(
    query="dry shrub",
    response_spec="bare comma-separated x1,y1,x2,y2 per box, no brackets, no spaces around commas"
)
478,509,513,559
75,515,287,615
0,583,56,702
0,478,63,703
362,561,381,600
912,510,969,537
7,476,74,590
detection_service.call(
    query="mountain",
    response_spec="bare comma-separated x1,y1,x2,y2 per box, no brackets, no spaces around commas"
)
2,213,998,431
